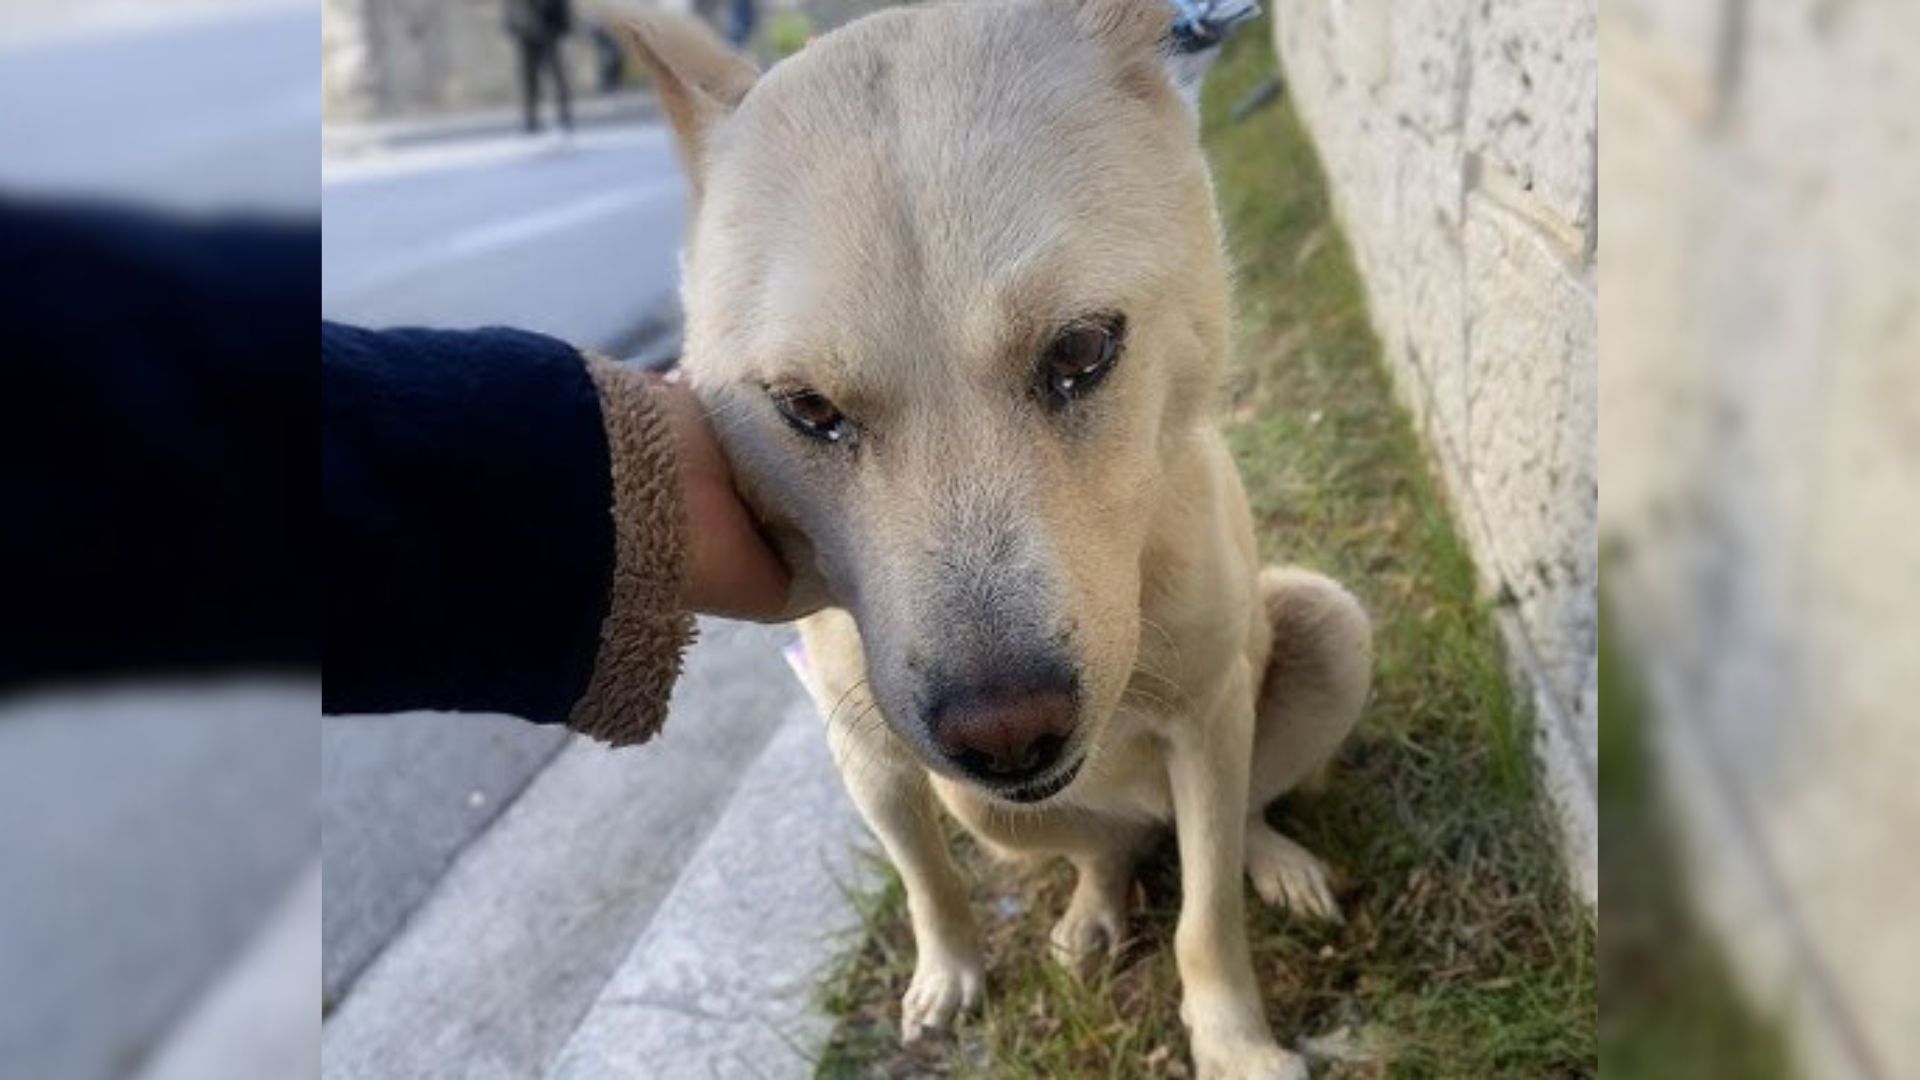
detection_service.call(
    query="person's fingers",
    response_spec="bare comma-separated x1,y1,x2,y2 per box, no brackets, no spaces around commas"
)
649,375,794,620
681,481,792,620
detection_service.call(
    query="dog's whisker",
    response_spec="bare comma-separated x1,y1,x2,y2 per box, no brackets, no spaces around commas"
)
1120,685,1178,715
1126,674,1186,712
824,676,872,729
837,702,887,783
1128,657,1195,713
1130,660,1184,689
1139,615,1187,670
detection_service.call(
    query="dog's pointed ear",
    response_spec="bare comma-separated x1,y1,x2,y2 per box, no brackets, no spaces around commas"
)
615,12,759,200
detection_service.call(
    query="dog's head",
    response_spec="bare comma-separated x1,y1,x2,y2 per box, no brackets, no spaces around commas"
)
628,0,1229,801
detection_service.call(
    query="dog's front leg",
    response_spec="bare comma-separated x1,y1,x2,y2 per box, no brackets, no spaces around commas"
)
829,725,982,1042
1165,660,1306,1080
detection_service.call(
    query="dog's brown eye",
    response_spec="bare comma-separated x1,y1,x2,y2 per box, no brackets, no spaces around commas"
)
771,387,856,445
1041,316,1124,405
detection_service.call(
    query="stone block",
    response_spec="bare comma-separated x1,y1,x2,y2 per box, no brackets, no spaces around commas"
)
1389,0,1473,139
1386,123,1469,472
1462,191,1597,720
546,710,869,1080
1602,0,1728,96
1595,37,1711,553
1463,0,1596,241
1275,0,1390,266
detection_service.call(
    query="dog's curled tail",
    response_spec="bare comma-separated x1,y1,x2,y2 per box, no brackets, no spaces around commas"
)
1252,566,1373,795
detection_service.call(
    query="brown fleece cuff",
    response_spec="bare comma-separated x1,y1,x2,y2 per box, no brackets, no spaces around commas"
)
569,355,697,747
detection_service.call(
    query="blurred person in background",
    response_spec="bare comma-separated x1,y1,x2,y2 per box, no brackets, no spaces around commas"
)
690,0,752,49
726,0,757,49
507,0,574,135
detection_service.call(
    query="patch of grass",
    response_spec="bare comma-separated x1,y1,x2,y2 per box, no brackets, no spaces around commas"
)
816,22,1595,1077
1597,610,1792,1078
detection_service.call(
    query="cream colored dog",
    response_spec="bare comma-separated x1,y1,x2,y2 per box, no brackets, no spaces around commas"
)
622,2,1371,1075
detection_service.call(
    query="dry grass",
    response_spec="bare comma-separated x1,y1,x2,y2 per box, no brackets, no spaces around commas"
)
815,23,1596,1078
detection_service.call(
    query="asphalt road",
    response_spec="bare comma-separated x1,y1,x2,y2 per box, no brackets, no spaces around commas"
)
0,0,317,216
0,685,318,1080
321,125,688,354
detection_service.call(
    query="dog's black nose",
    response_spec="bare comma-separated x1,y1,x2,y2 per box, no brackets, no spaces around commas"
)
930,687,1074,784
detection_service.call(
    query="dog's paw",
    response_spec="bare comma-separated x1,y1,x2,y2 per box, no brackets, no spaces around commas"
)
899,949,983,1043
1049,892,1127,979
1245,825,1341,923
1190,1032,1310,1080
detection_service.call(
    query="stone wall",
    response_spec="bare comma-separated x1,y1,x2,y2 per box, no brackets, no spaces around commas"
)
1268,2,1598,900
1603,0,1919,1076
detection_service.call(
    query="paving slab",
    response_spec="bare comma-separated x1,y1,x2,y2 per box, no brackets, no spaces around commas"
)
546,703,872,1080
322,621,798,1080
322,712,568,1005
138,861,320,1080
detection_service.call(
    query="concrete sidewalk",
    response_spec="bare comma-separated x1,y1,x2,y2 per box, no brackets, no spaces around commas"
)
548,705,871,1080
321,622,870,1080
322,91,658,160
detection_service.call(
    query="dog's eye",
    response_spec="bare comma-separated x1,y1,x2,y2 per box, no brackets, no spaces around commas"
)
1040,316,1124,406
771,387,856,445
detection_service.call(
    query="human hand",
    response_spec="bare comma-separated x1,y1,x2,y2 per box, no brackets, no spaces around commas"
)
650,373,794,620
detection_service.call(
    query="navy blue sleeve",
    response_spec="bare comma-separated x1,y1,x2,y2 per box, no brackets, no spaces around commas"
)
0,198,624,724
321,322,615,724
0,198,315,689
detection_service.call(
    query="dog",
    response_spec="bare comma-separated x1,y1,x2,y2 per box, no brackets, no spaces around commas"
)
621,2,1372,1075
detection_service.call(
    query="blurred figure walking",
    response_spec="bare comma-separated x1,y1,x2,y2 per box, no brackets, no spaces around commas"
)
506,0,573,134
725,0,757,48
